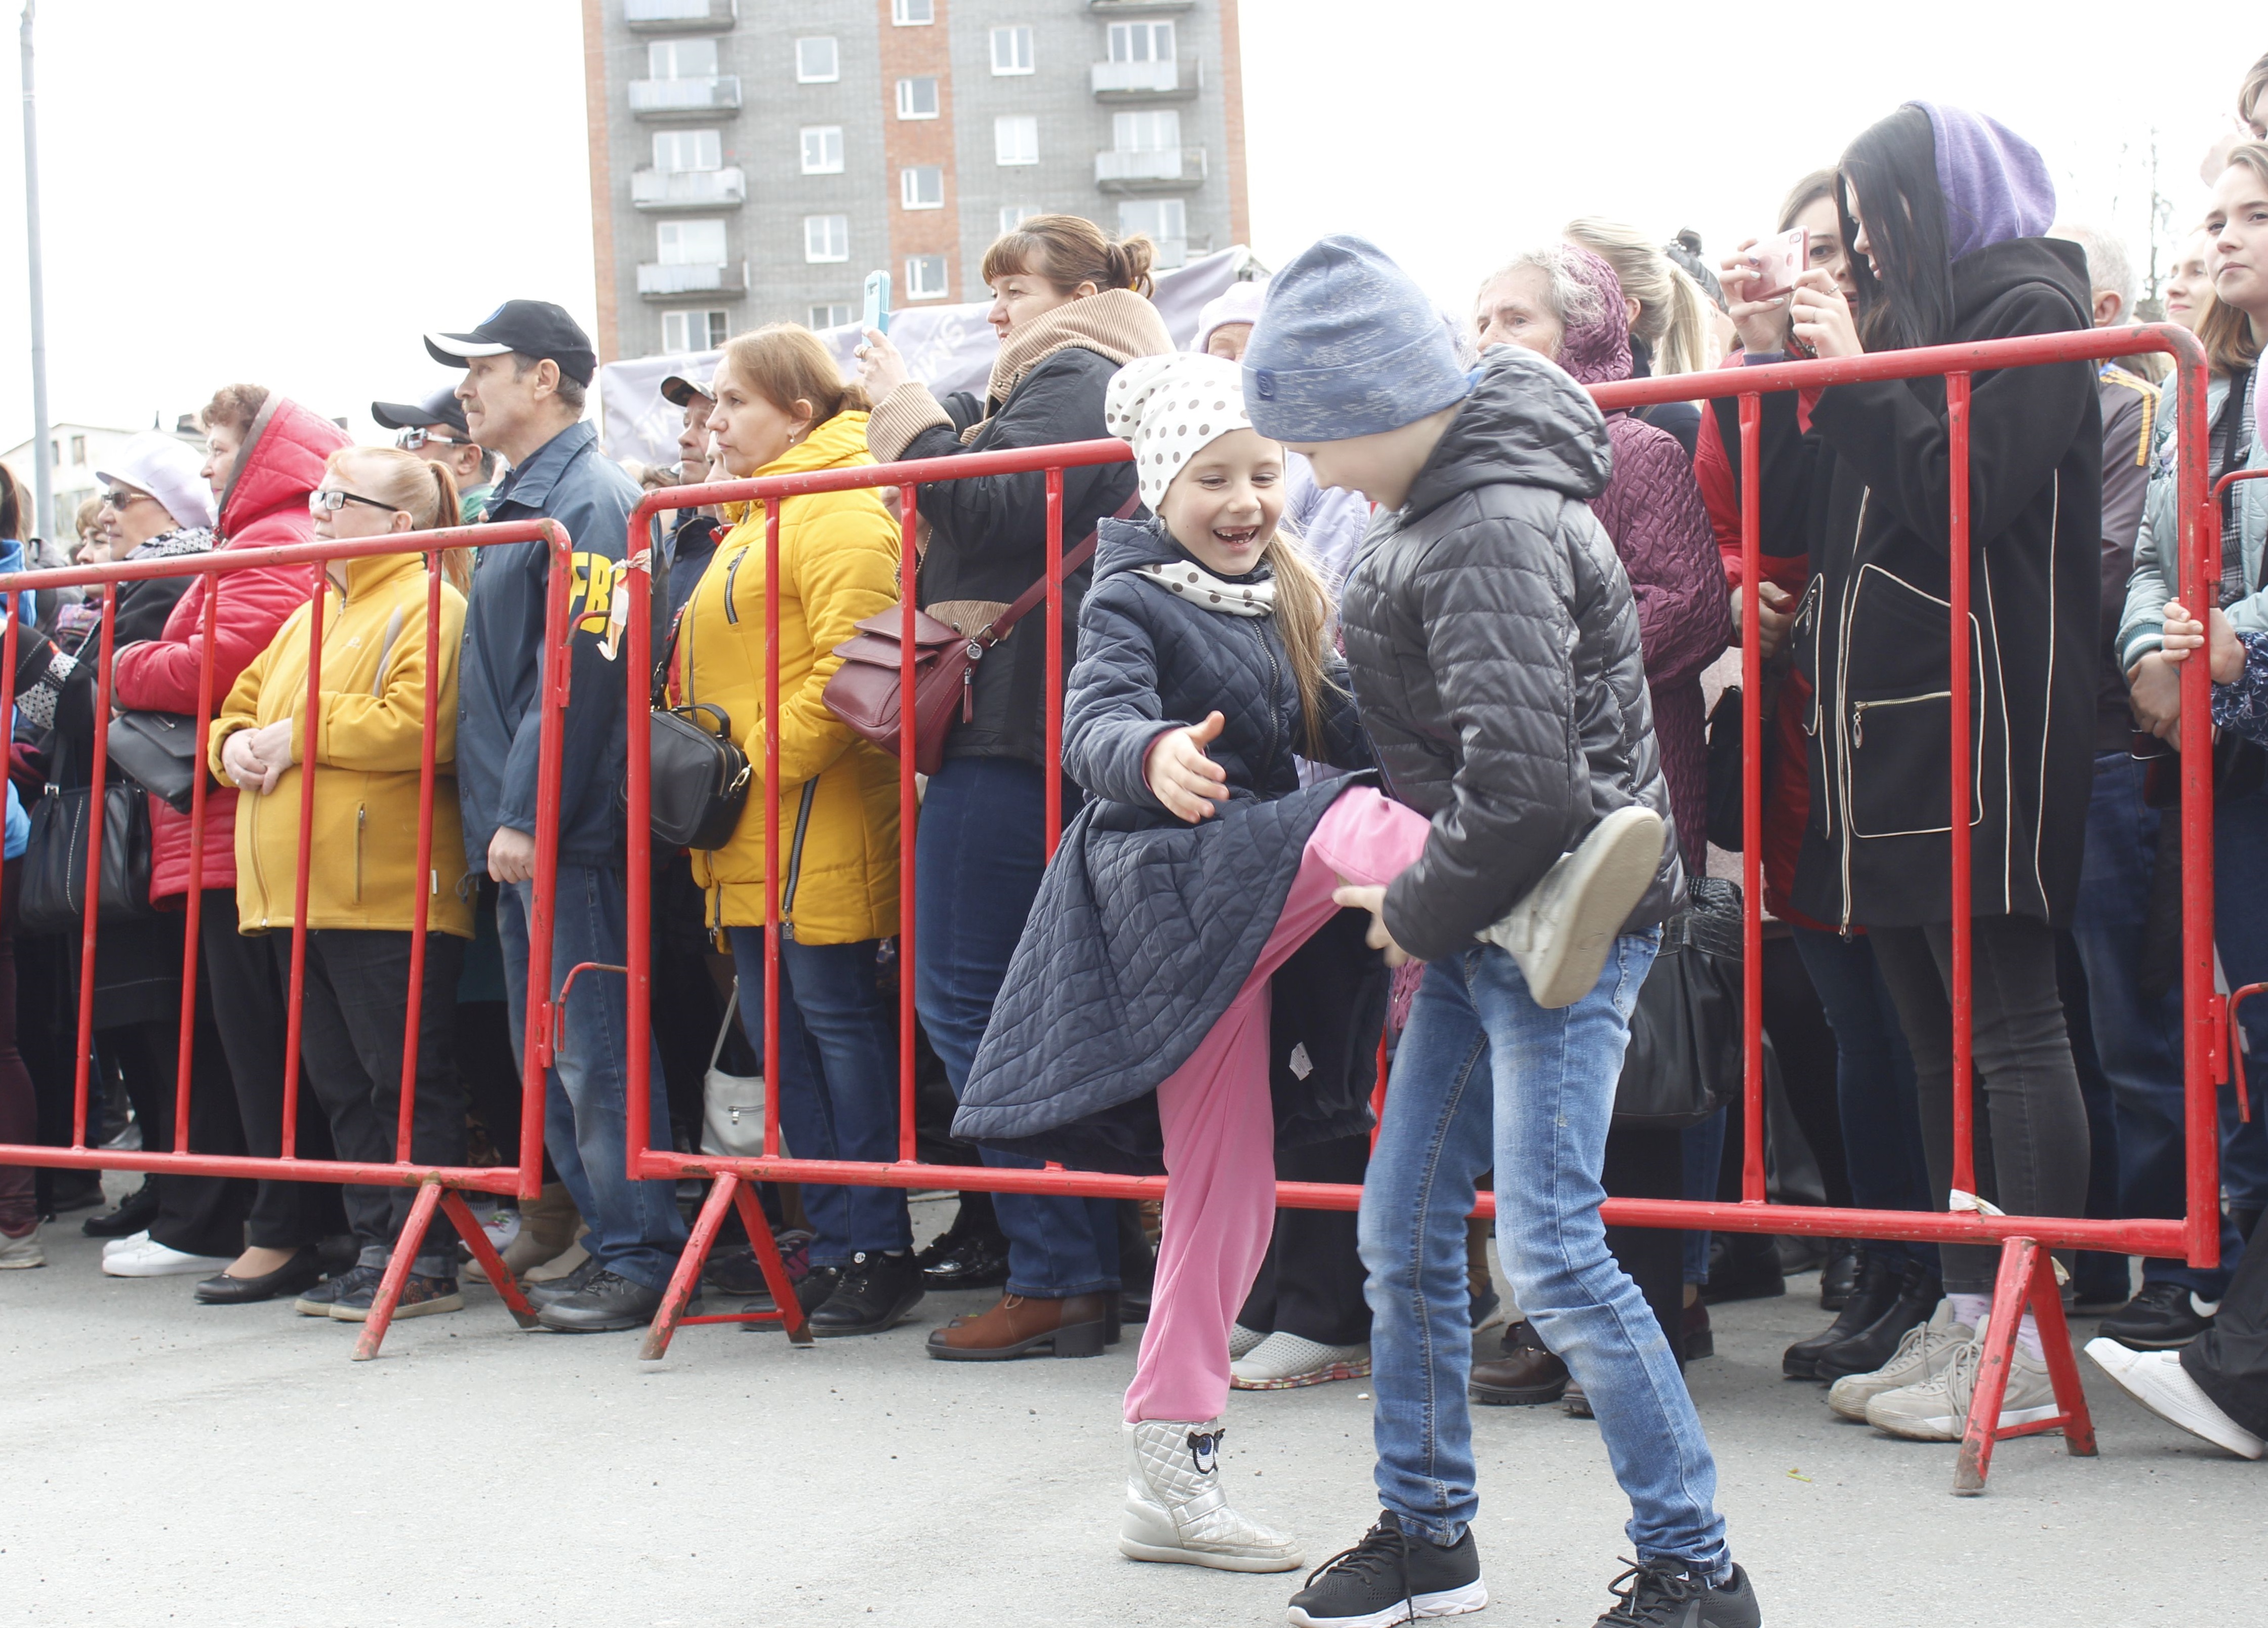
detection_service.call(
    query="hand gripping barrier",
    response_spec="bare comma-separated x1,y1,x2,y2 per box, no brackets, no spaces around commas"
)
0,520,578,1359
620,325,2219,1493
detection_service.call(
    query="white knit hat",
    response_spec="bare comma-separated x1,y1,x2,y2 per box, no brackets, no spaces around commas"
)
1104,353,1256,512
93,432,215,532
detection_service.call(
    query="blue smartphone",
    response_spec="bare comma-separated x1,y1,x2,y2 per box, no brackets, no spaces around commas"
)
862,270,892,336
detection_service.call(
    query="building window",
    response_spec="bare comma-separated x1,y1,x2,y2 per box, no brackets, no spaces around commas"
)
804,214,850,263
990,26,1034,74
895,75,939,119
905,255,950,301
662,309,730,354
890,0,933,23
811,303,856,330
900,166,944,210
657,218,728,266
800,125,844,175
1112,109,1181,152
795,37,838,84
1118,200,1187,267
69,433,87,466
994,115,1038,167
652,129,722,172
999,205,1040,234
1107,20,1175,62
647,37,718,79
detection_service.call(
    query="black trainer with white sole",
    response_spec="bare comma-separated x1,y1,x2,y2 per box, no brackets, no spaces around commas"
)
1594,1558,1760,1628
1286,1511,1486,1628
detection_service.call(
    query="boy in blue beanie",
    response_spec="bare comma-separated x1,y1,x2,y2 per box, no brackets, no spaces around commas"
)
1249,237,1759,1628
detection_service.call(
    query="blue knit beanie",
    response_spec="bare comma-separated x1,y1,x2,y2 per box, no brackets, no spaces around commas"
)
1242,235,1471,442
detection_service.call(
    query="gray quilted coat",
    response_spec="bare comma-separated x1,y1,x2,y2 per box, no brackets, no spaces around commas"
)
1341,344,1685,964
952,516,1382,1171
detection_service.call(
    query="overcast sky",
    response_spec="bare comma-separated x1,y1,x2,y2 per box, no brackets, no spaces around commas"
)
0,2,2260,450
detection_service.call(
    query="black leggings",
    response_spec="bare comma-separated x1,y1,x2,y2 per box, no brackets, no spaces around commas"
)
1871,915,2091,1293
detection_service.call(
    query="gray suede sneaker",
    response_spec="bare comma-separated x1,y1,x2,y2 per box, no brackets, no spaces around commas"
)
1827,1304,1974,1420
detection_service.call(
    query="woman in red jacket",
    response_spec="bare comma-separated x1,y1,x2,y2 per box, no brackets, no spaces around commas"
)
110,385,348,1304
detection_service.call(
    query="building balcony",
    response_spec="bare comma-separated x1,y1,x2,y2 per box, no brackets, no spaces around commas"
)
638,261,748,299
625,0,739,29
631,166,748,210
628,75,743,118
1090,58,1201,100
1095,146,1207,194
1087,1,1194,14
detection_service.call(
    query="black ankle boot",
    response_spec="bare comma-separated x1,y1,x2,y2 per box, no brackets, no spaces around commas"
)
1818,1240,1861,1310
1781,1250,1899,1379
1813,1256,1942,1380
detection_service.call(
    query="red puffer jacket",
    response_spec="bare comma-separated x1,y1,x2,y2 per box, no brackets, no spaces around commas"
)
112,395,347,903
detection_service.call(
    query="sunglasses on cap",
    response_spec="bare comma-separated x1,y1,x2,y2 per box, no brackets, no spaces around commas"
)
394,426,467,452
308,488,402,516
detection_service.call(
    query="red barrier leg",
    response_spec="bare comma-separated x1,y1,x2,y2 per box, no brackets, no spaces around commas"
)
441,1189,539,1329
352,1180,445,1363
641,1171,737,1360
1952,1236,2096,1494
731,1177,813,1346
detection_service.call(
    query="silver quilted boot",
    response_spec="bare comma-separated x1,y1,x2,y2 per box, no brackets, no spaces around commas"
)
1119,1418,1303,1572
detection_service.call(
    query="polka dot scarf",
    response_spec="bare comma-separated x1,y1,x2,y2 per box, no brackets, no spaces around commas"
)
1103,352,1257,512
1131,557,1275,619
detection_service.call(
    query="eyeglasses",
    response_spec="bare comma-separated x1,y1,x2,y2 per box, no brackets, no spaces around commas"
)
308,488,403,515
100,488,155,510
394,426,466,452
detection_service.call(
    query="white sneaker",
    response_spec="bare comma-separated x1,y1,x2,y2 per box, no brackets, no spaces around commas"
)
1231,1331,1371,1391
101,1238,237,1278
1864,1321,2062,1441
1478,805,1665,1009
101,1229,151,1258
0,1225,45,1269
1828,1304,1975,1421
1230,1322,1269,1361
1119,1418,1303,1572
2085,1336,2266,1459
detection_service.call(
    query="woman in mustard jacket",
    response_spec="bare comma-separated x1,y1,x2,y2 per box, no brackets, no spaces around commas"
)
211,445,474,1322
678,323,910,1335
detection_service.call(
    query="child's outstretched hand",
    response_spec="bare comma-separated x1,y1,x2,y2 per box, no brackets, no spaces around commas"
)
2161,599,2245,684
1146,711,1231,822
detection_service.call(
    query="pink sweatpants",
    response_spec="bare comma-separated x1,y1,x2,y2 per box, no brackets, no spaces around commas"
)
1122,786,1433,1424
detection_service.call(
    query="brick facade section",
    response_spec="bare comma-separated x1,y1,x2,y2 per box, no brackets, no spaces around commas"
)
877,1,960,296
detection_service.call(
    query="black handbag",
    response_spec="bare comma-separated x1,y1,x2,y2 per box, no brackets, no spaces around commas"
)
106,710,205,816
17,769,157,937
1613,876,1743,1130
642,702,752,850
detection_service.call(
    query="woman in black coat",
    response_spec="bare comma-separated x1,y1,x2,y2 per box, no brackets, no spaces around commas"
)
1733,102,2097,1431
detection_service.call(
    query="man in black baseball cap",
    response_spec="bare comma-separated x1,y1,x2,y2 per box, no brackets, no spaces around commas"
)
424,298,598,386
369,385,495,522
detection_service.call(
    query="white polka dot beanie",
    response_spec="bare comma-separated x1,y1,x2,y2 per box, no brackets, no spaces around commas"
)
1104,352,1256,512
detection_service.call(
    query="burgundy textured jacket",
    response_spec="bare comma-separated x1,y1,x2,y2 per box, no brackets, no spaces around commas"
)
1555,248,1730,868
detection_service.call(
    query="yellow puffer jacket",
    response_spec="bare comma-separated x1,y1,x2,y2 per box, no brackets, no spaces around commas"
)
208,549,474,937
674,411,901,942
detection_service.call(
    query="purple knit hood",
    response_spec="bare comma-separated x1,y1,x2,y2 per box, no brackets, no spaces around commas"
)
1554,246,1633,389
1913,101,2057,262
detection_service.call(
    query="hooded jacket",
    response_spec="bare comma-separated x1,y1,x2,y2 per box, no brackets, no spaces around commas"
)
1757,236,2099,928
671,411,902,943
1554,249,1731,868
112,394,344,903
1340,345,1684,963
953,515,1376,1169
2118,373,2268,673
209,547,472,937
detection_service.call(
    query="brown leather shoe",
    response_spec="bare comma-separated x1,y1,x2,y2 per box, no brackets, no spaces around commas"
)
1469,1319,1569,1405
926,1292,1111,1361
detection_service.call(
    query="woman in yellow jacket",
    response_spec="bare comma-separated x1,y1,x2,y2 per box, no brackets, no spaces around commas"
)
677,323,912,1335
210,445,474,1322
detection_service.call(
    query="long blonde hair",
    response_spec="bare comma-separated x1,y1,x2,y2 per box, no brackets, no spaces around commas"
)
1262,530,1340,759
1564,216,1711,377
2200,143,2268,377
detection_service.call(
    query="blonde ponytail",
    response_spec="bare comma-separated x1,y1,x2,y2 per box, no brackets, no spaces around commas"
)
1263,531,1342,759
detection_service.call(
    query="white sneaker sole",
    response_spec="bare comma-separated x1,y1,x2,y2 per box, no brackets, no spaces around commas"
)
2086,1337,2267,1459
1233,1355,1371,1391
101,1250,236,1278
1120,1500,1302,1573
1286,1579,1489,1627
1506,806,1665,1010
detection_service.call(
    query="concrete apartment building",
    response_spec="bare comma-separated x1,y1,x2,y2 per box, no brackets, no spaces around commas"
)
580,0,1248,361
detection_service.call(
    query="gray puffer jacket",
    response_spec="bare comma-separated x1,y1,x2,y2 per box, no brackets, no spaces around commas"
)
2118,371,2268,671
1340,345,1684,964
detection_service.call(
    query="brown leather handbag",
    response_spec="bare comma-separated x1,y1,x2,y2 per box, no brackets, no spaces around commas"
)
822,492,1138,775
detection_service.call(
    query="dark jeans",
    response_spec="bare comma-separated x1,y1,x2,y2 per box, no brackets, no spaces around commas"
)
0,858,36,1233
1791,925,1936,1273
727,930,910,1263
296,929,467,1275
1239,1133,1370,1347
2182,1207,2268,1437
915,756,1118,1298
2208,784,2268,1217
1872,915,2091,1294
656,856,728,1150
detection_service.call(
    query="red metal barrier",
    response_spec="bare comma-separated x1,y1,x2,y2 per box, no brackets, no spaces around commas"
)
622,327,2218,1489
0,520,579,1358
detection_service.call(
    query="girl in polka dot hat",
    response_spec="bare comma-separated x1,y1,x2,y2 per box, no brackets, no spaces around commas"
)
954,349,1436,1575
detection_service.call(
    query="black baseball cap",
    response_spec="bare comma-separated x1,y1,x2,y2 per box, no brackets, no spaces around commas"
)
369,385,472,436
424,299,598,387
658,373,714,409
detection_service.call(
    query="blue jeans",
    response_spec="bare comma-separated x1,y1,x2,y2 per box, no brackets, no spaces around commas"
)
728,930,910,1263
1362,937,1729,1570
499,868,686,1292
1790,925,1937,1273
2211,784,2268,1220
2073,753,2249,1295
915,756,1118,1298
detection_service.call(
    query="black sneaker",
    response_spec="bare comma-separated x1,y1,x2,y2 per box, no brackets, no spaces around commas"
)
1595,1559,1760,1627
914,1227,1010,1291
746,1263,840,1329
535,1269,669,1333
2097,1280,2218,1350
294,1264,381,1318
807,1250,924,1337
1287,1511,1486,1628
523,1255,604,1308
82,1181,159,1239
330,1271,464,1323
